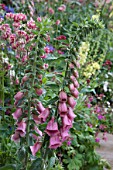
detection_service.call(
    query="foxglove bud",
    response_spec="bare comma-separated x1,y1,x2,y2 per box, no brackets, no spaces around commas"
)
68,96,76,109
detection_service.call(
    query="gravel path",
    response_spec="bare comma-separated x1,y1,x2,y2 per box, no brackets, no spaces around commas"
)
96,133,113,170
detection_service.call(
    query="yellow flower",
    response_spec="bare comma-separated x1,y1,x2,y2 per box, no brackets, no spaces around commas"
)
92,15,100,21
92,62,100,70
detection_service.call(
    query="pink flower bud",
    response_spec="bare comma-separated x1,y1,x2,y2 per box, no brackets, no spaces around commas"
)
69,83,75,91
48,8,54,14
70,75,76,82
34,126,42,136
37,17,42,22
14,91,24,101
68,96,76,109
59,91,67,102
15,78,19,85
21,75,28,84
30,142,42,156
69,63,74,69
38,108,50,122
37,102,45,113
58,4,66,12
73,80,79,88
73,70,79,78
36,88,43,96
68,107,76,120
71,88,79,98
75,61,80,68
12,108,22,120
56,20,60,25
16,121,26,137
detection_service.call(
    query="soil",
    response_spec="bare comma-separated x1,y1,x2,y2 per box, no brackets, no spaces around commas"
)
96,133,113,170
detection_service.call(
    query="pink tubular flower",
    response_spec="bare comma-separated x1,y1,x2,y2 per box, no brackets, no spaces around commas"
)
37,102,45,113
16,121,26,137
68,96,76,109
38,108,50,122
59,91,67,102
12,108,22,120
71,88,79,98
14,91,24,101
45,117,59,136
33,114,41,124
30,142,42,156
34,126,42,136
11,131,20,142
68,107,76,120
62,115,72,130
60,128,70,142
56,20,60,25
49,134,62,149
58,102,67,117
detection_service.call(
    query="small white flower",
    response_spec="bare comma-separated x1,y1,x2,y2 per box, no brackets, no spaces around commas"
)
103,81,108,92
105,74,108,78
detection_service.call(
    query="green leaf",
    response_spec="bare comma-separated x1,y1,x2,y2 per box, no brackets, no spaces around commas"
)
81,87,96,94
46,82,59,90
29,158,43,170
17,147,26,161
46,96,59,105
48,157,56,168
0,164,16,170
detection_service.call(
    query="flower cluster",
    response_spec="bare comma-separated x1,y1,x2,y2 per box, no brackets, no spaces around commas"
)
83,62,100,78
78,41,90,66
44,68,80,150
